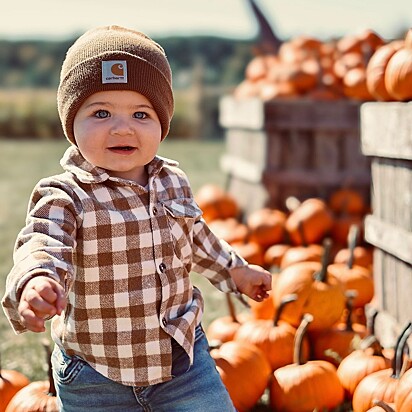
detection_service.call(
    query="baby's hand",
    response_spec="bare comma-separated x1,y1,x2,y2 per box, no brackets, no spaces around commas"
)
230,264,272,302
18,276,66,333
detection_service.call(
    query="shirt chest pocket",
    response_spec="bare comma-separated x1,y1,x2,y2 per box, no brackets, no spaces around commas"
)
161,199,202,264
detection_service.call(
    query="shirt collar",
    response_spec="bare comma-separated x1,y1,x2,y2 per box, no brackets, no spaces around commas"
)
60,145,179,185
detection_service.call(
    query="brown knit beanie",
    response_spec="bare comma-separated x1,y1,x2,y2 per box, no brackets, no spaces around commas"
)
57,25,174,143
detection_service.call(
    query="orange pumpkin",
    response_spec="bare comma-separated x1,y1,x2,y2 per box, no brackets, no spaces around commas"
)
211,341,271,412
5,342,58,412
334,245,373,270
337,335,392,398
245,54,279,82
263,243,291,270
231,241,265,267
385,29,412,101
208,218,249,245
235,294,309,371
385,47,412,101
336,29,383,57
331,214,365,247
206,294,248,345
328,262,374,309
329,187,366,214
274,244,346,331
357,29,385,52
194,184,239,223
352,322,412,412
285,198,334,246
269,314,345,412
5,381,59,412
278,36,322,65
395,366,412,412
246,207,287,248
366,40,405,101
343,67,374,100
279,243,323,269
0,355,30,412
334,51,365,79
310,290,367,367
259,79,299,100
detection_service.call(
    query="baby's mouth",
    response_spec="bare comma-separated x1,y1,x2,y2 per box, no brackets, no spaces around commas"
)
109,146,135,151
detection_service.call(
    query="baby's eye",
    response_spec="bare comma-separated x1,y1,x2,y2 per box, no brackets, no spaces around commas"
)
133,111,147,119
94,110,110,119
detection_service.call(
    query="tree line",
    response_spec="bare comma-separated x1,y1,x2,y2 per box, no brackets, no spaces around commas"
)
0,35,254,89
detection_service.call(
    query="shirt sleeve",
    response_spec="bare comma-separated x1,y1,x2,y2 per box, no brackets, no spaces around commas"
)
191,215,248,293
1,177,80,334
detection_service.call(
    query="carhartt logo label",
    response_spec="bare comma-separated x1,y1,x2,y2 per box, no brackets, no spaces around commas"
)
102,60,127,84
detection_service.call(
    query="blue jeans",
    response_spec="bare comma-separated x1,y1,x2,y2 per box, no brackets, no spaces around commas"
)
52,325,235,411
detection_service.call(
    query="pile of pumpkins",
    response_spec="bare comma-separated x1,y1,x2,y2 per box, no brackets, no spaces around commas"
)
195,183,412,412
234,27,412,102
0,341,58,412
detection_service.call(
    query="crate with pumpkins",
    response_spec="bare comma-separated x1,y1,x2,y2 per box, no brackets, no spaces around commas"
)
193,27,412,411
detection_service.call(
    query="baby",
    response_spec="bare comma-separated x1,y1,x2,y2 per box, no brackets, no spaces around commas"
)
2,25,271,411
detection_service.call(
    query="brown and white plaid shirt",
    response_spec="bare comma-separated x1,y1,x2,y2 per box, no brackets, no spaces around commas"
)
2,145,246,386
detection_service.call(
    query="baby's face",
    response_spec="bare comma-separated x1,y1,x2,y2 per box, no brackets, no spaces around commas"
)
73,90,162,184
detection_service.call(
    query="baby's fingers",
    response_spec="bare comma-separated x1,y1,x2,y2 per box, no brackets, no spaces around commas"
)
18,301,46,332
23,287,59,317
39,282,66,315
248,264,272,289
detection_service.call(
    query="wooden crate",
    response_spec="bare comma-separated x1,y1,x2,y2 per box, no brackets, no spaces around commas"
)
219,96,370,216
361,102,412,349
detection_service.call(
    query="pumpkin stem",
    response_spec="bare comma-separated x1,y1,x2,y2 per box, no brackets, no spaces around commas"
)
366,307,379,336
285,196,301,213
347,224,359,269
293,313,313,365
372,400,395,412
392,321,412,379
274,294,298,326
343,290,357,332
42,339,56,397
314,238,332,282
225,293,238,323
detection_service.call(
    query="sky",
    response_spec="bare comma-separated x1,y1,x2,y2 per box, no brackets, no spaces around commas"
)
1,0,411,42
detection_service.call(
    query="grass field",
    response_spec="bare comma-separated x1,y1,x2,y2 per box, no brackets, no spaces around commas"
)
0,138,242,381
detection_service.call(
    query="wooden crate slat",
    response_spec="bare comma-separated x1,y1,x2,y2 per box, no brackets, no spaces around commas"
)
219,96,264,130
313,131,341,174
361,102,412,350
364,215,412,266
220,154,263,184
225,129,268,164
265,100,360,131
219,96,369,212
262,169,371,187
361,102,412,160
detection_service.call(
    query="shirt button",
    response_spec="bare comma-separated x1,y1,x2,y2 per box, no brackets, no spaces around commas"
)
162,318,167,326
159,263,166,273
152,206,158,215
